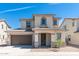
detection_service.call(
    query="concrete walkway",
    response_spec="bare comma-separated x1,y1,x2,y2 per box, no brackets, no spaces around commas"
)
0,45,79,56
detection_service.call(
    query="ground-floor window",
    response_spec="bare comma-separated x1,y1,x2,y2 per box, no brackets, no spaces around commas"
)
68,35,71,41
56,33,61,39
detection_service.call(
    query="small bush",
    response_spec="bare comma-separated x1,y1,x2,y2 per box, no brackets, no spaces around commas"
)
54,39,64,48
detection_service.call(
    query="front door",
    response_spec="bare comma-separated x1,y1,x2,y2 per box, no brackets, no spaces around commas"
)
41,33,46,46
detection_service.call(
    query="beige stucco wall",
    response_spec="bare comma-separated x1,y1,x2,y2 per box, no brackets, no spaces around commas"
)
0,21,11,45
20,15,59,29
70,33,79,45
34,15,53,28
20,20,26,29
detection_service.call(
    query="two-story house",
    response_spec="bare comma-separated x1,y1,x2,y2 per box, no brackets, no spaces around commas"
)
0,20,11,45
60,18,79,46
7,14,65,48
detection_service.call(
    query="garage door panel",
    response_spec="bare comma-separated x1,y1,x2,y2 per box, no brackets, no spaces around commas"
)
11,35,32,45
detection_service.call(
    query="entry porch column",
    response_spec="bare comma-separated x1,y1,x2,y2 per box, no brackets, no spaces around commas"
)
51,33,56,48
46,33,51,47
34,33,39,48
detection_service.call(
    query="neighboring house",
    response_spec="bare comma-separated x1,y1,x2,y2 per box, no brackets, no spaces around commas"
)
60,18,79,46
7,14,65,48
0,20,11,45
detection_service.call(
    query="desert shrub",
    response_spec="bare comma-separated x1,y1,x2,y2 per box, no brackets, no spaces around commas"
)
54,39,64,48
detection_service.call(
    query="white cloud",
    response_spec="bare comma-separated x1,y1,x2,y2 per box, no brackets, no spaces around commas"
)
0,6,35,13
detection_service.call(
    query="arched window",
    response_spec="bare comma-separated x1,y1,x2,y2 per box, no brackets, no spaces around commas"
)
41,17,47,25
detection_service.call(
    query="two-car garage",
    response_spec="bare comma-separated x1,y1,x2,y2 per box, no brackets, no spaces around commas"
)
11,35,32,45
8,30,33,45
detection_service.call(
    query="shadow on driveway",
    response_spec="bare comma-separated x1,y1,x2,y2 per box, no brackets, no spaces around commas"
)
12,45,32,49
68,44,79,48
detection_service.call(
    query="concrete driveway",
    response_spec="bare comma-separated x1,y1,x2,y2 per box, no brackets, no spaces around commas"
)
0,45,32,56
0,45,79,56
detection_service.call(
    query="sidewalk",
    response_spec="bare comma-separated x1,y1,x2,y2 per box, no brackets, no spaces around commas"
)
0,46,79,56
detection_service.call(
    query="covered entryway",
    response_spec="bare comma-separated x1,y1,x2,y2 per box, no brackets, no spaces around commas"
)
40,33,51,47
32,28,65,48
11,35,32,45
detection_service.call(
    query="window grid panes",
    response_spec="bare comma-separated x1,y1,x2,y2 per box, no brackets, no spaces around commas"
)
53,20,57,25
57,33,61,39
41,17,47,25
26,21,31,27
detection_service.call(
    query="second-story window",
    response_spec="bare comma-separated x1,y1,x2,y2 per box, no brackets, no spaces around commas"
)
64,25,67,31
53,20,57,25
26,21,31,27
41,17,47,25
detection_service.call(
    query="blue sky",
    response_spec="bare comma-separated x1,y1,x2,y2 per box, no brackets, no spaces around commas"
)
0,3,79,28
